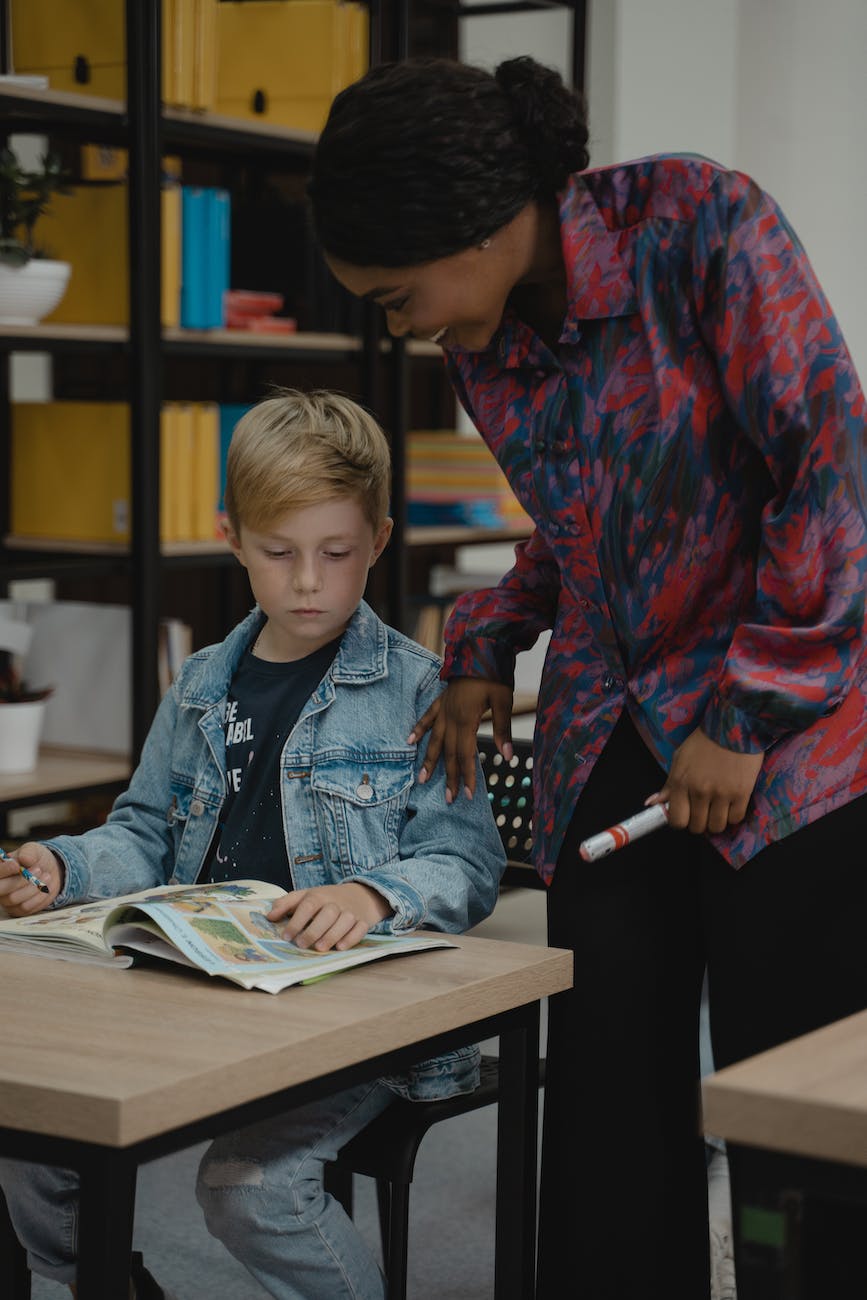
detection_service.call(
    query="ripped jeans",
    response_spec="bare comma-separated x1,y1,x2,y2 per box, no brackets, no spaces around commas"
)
0,1078,394,1299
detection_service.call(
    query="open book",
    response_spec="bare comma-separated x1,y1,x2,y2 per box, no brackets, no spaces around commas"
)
0,880,455,993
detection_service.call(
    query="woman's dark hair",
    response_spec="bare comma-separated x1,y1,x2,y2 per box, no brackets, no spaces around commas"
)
309,55,589,267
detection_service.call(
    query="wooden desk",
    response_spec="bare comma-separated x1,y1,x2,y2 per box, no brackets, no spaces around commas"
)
0,935,570,1299
703,1009,867,1299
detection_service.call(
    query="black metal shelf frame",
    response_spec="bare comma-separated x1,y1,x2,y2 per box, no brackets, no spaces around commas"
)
0,0,587,769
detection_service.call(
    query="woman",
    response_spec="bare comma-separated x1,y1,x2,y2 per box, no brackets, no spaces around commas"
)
309,56,867,1298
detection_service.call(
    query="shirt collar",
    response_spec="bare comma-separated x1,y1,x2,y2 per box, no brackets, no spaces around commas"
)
446,171,637,371
559,171,637,326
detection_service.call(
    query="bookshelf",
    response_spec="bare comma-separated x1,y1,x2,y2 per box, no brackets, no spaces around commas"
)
0,0,585,816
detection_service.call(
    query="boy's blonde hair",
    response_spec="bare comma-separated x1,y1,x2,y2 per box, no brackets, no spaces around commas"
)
224,389,392,535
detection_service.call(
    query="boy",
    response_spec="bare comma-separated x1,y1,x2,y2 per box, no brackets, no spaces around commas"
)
0,389,506,1300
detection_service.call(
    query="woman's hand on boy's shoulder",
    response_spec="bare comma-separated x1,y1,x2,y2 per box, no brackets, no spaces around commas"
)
0,842,64,918
409,676,514,804
267,882,393,953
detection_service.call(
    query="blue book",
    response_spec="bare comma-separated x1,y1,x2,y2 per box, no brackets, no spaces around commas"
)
205,188,231,328
180,187,208,329
218,404,253,511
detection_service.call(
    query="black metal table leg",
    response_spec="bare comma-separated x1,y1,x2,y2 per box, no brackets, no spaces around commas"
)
77,1150,138,1299
495,1004,540,1300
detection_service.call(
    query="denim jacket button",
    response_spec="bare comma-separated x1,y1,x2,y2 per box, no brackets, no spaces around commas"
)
190,798,205,816
356,775,374,801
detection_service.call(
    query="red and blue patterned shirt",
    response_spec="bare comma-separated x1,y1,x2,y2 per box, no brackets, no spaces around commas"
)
441,154,867,883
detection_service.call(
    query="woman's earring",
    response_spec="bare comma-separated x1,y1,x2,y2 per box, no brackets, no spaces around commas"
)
479,238,491,249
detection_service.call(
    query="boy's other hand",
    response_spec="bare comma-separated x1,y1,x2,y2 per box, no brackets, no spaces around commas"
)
409,677,513,803
267,882,393,952
0,843,64,917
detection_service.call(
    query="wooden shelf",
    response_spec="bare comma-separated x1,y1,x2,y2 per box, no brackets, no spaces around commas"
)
0,323,128,353
163,327,361,361
0,83,316,160
407,524,533,547
0,324,362,359
0,746,130,809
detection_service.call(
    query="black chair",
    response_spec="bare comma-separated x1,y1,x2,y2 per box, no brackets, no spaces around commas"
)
0,1188,31,1299
327,735,545,1299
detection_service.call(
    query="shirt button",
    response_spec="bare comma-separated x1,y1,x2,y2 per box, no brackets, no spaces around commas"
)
579,598,593,611
602,673,623,693
534,369,547,382
190,798,205,816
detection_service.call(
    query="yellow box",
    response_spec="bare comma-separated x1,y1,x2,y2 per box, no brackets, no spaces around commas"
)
37,181,181,328
10,0,213,108
11,0,123,73
12,403,132,544
37,185,128,326
215,0,368,133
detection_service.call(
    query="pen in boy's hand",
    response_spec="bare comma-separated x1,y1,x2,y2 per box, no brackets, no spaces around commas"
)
0,844,51,893
579,802,670,862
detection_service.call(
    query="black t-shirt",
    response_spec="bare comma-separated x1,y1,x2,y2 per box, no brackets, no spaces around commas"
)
203,636,341,888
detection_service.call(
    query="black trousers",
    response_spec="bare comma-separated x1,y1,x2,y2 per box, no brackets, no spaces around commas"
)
536,712,867,1299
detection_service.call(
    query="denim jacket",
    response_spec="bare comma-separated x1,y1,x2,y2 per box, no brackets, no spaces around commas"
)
46,600,506,1101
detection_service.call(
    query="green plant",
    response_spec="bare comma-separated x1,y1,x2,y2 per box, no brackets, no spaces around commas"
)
0,660,53,704
0,148,71,267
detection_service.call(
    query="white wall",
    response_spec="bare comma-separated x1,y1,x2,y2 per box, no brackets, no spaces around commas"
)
461,0,867,380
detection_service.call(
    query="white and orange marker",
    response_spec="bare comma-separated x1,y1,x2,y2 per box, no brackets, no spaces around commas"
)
579,802,670,862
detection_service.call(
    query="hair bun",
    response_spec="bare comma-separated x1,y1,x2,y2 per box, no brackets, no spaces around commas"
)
495,56,589,190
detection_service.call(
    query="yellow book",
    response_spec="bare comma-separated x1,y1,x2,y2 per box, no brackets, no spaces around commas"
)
166,0,196,108
11,403,131,544
172,404,196,541
163,0,177,103
161,183,182,329
192,0,219,111
160,404,178,543
192,403,221,540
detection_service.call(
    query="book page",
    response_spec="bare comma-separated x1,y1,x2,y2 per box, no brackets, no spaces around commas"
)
0,891,137,962
105,880,455,992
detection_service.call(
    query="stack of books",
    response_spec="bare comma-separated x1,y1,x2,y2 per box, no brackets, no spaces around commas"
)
407,431,530,530
224,290,297,335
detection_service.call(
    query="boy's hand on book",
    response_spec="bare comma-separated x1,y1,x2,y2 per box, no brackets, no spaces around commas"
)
267,882,393,953
0,843,64,917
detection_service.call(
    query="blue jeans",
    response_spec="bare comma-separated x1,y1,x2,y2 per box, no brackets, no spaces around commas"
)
0,1078,394,1298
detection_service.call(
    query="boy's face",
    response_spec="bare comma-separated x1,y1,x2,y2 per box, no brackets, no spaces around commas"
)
226,498,392,661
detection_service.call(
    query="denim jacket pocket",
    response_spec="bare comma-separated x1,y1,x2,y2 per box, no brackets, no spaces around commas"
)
311,753,414,871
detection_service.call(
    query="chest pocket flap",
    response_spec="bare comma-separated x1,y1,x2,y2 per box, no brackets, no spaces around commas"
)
311,754,414,806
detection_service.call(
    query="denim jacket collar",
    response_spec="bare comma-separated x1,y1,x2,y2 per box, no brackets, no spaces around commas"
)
175,600,387,712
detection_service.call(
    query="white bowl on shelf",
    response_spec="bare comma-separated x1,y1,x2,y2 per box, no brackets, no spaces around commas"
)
0,258,71,326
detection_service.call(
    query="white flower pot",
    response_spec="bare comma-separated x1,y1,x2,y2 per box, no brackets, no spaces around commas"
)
0,258,71,326
0,700,46,773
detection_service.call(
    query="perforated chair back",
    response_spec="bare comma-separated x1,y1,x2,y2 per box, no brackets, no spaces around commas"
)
477,735,542,889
